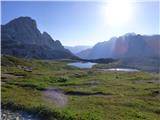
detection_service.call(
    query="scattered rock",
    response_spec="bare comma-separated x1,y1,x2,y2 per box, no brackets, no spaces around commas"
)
17,65,32,72
1,109,38,120
17,65,23,69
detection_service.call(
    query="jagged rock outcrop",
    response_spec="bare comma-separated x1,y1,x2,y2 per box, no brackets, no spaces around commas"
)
1,17,77,59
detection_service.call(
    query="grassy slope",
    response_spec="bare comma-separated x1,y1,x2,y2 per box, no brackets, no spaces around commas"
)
1,55,160,120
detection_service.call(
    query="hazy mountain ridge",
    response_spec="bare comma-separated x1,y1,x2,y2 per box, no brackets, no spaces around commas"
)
113,34,160,58
76,48,92,59
65,45,91,54
2,17,77,59
86,37,117,59
77,33,160,59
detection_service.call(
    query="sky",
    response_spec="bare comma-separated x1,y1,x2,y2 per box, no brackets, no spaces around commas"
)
1,0,160,46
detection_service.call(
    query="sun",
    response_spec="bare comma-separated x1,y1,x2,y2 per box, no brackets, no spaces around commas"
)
103,0,132,26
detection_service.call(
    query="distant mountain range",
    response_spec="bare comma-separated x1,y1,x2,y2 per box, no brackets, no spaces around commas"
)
2,16,160,69
65,45,91,54
77,33,160,59
1,17,77,59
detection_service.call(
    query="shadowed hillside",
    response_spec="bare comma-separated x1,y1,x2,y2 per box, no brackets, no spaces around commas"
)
77,33,160,59
1,17,77,59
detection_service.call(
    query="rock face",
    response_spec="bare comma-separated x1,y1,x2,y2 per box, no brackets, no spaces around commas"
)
113,34,160,58
77,33,160,59
1,17,77,59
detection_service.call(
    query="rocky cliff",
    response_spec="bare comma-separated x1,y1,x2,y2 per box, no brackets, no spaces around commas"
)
2,17,77,59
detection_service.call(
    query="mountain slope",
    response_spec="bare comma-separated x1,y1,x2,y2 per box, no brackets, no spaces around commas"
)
113,34,160,58
77,33,160,59
76,48,92,59
86,37,116,59
1,17,77,59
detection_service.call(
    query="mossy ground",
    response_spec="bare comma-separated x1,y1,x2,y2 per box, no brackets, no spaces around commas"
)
1,55,160,120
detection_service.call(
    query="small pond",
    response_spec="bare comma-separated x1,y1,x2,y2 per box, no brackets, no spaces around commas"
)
68,62,97,68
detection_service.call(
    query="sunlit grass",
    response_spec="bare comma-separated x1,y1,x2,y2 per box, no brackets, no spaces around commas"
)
1,55,160,120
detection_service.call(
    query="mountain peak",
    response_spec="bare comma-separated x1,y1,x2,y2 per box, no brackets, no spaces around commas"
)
124,32,136,36
13,16,33,21
8,16,35,22
2,16,77,59
5,16,37,28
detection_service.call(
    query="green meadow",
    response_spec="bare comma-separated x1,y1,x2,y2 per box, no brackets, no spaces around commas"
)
1,55,160,120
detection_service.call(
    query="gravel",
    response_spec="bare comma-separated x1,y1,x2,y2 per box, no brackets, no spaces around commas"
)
1,109,39,120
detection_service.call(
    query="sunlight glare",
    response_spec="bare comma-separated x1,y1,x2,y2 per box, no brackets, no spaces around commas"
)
103,0,132,26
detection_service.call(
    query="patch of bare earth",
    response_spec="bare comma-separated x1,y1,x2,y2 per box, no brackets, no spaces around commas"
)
43,88,67,107
42,87,112,107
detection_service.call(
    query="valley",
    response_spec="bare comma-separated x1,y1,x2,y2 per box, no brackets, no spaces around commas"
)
1,6,160,120
1,55,160,120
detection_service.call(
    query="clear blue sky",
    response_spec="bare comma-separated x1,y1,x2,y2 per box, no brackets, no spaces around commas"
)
1,1,159,46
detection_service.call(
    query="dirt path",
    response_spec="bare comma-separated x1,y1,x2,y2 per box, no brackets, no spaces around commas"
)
43,88,67,107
